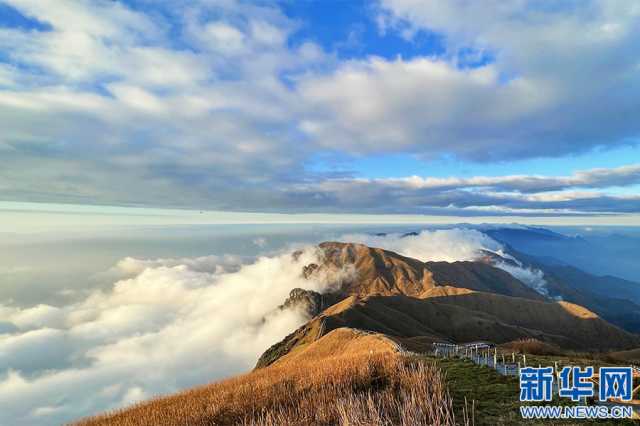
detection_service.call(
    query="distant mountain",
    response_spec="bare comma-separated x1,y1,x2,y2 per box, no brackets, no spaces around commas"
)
483,225,640,281
536,262,640,306
470,226,640,333
474,241,640,333
257,242,639,368
506,248,640,333
484,226,581,243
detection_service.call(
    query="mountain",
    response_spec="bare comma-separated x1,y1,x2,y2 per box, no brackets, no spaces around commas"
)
484,226,581,244
535,264,640,332
257,242,640,368
306,241,544,301
538,263,640,306
484,246,640,333
483,225,640,281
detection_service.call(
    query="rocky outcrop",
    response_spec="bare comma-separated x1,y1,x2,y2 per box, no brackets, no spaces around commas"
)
279,288,325,318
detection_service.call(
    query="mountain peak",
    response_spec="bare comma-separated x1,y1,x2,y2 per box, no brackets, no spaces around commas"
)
306,241,544,301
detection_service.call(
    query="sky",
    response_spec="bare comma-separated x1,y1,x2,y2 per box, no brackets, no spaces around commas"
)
1,0,640,219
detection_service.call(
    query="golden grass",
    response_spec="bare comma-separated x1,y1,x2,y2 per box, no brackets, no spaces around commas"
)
600,347,640,364
74,352,458,426
272,327,398,365
499,338,563,356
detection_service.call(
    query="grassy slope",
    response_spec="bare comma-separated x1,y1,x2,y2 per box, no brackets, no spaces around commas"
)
76,339,638,425
75,329,459,426
315,291,640,352
430,356,522,425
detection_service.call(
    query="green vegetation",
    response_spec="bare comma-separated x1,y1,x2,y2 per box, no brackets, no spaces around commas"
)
425,355,637,426
427,356,521,425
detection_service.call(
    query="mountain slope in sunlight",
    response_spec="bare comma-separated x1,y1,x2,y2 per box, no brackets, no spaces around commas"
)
77,329,459,426
258,242,640,367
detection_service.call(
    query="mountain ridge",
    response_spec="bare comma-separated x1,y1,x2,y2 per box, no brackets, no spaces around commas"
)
256,241,640,368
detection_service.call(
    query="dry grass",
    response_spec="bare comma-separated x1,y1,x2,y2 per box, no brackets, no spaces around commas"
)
499,338,564,356
601,347,640,364
74,352,459,426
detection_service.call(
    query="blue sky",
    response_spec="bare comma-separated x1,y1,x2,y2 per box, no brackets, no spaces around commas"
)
281,0,447,61
0,0,639,219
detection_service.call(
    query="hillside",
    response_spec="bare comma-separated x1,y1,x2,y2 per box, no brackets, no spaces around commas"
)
259,242,640,368
259,288,638,368
76,329,459,426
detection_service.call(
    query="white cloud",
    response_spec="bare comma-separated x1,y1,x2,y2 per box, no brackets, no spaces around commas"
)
282,165,640,215
108,254,245,277
366,164,640,193
297,0,640,160
494,261,549,297
9,304,65,331
6,0,157,40
202,21,246,53
340,229,502,262
0,0,638,215
249,19,287,46
300,57,551,158
0,246,350,425
121,47,210,88
106,84,167,114
0,0,321,209
1,0,159,81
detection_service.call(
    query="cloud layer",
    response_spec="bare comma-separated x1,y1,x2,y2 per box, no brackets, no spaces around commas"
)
340,228,503,262
353,0,640,160
0,246,351,425
0,0,639,215
285,164,640,215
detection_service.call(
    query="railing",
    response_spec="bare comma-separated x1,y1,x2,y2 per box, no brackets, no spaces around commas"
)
430,342,640,418
432,342,523,376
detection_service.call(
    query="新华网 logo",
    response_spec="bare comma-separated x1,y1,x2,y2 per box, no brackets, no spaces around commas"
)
518,365,635,420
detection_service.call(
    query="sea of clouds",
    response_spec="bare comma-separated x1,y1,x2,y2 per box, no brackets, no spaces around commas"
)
0,228,551,425
0,246,356,425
